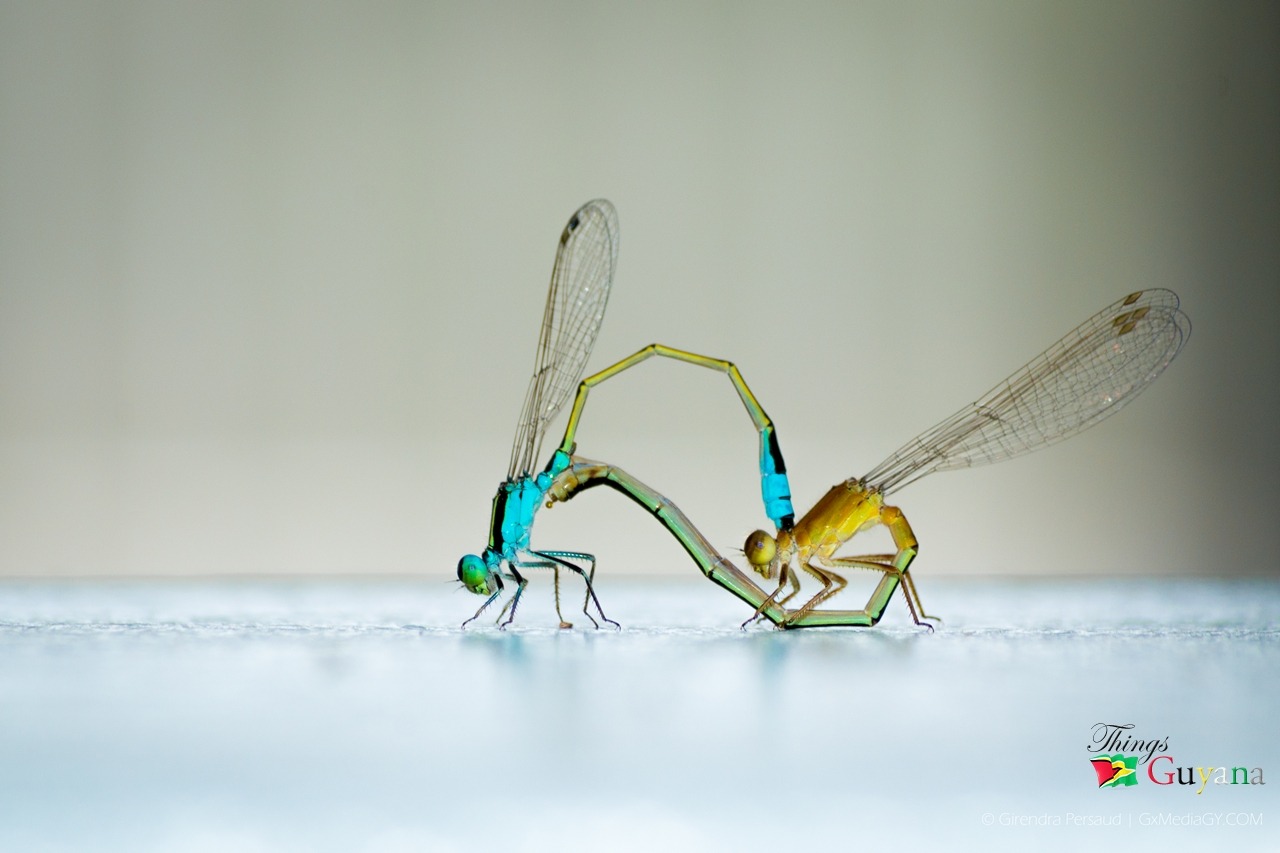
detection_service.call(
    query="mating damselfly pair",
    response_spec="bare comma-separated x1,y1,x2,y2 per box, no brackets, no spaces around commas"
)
454,199,1190,630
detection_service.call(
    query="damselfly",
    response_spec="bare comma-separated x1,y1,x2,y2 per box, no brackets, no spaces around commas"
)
456,204,807,629
548,289,1191,628
455,200,620,629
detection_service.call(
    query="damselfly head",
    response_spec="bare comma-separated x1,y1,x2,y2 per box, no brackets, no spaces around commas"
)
457,554,495,595
743,530,777,578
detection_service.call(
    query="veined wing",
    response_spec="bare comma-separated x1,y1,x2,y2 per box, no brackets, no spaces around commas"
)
508,199,620,478
863,289,1191,495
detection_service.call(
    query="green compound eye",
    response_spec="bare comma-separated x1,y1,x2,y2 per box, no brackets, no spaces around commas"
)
457,555,491,595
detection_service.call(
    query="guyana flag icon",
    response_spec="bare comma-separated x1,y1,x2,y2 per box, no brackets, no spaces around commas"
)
1091,754,1138,788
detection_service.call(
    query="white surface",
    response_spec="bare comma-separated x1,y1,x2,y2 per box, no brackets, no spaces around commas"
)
2,577,1276,851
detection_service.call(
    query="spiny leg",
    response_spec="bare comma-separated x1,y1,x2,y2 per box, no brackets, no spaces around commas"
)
576,553,621,630
535,549,619,629
774,564,804,610
777,574,891,628
817,555,934,630
496,568,529,629
783,558,848,626
583,558,596,618
902,568,940,624
878,504,936,626
461,581,505,629
741,567,786,628
742,563,799,629
552,564,571,629
511,553,578,628
532,551,593,629
866,556,930,625
850,506,937,626
824,548,926,622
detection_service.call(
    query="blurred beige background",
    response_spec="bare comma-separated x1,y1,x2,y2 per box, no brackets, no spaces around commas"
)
1,1,1276,579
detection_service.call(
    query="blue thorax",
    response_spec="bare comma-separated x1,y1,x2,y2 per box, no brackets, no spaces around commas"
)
484,450,573,564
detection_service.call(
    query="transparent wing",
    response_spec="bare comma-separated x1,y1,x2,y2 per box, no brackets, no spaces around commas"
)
863,289,1191,495
508,199,620,478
